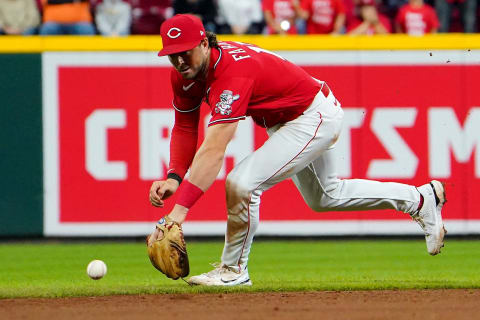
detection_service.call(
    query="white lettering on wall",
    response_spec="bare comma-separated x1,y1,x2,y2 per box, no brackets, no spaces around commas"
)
82,106,480,182
367,108,418,178
85,109,127,180
139,110,174,180
429,107,480,178
333,108,366,177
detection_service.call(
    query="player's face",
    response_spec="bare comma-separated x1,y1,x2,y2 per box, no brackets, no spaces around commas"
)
168,39,209,79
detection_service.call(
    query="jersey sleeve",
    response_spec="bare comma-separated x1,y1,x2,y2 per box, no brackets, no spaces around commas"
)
168,106,200,180
170,69,203,113
206,77,254,127
168,69,202,179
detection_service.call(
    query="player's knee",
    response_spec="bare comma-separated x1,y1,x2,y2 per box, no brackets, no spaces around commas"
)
303,190,337,212
225,172,251,212
304,179,343,212
226,172,250,196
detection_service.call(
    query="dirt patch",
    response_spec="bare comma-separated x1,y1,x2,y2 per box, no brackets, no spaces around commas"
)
1,290,479,320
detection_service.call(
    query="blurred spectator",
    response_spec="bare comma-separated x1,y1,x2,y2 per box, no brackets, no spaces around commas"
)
0,0,41,35
95,0,132,36
39,0,96,35
216,0,263,34
297,0,346,34
129,0,172,34
263,0,303,34
347,0,391,34
173,0,217,32
395,0,439,34
383,0,407,21
435,0,477,32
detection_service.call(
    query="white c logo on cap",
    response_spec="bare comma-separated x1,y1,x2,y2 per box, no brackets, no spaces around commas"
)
167,27,181,39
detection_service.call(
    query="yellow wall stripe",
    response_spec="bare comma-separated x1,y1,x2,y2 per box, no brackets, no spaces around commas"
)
0,34,477,52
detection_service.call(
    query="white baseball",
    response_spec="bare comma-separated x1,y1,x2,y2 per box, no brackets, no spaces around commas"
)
87,260,107,280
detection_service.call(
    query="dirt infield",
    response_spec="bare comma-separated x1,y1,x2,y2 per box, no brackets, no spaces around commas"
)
1,290,479,320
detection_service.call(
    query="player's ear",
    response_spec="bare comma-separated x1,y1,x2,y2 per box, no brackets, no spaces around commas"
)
200,38,209,52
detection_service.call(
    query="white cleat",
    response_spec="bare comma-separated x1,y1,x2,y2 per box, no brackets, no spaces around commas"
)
187,263,252,286
412,180,447,255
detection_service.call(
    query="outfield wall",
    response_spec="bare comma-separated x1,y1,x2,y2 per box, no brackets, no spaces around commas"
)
0,54,43,236
1,35,479,237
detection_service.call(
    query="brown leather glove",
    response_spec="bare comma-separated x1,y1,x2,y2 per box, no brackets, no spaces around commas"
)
146,216,189,280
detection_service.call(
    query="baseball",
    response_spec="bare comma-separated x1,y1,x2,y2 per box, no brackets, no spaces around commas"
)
87,260,107,280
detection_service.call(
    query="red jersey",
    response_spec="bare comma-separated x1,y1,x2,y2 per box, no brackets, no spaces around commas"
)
168,41,321,178
172,41,321,128
301,0,345,34
395,4,439,35
262,0,298,34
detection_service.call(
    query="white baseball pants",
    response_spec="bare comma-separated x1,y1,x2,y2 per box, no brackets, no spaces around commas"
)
221,85,421,271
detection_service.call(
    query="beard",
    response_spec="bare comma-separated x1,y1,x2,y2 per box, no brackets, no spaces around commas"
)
185,58,208,80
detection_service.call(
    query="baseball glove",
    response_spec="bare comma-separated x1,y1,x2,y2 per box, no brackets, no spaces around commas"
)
146,216,189,280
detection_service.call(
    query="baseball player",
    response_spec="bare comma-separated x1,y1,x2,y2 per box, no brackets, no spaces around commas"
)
148,14,447,286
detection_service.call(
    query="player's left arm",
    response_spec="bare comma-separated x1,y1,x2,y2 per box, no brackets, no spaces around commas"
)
148,121,238,245
166,121,239,223
189,121,238,190
161,76,251,226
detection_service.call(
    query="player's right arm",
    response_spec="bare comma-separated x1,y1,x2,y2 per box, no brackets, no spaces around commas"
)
149,108,200,207
149,71,202,207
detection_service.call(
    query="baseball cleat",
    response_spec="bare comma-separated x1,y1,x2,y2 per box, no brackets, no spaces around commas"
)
187,263,252,286
412,180,447,255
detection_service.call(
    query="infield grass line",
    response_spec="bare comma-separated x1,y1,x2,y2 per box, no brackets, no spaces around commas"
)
0,240,478,298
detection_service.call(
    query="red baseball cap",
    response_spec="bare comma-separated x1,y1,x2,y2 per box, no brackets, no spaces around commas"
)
158,14,206,57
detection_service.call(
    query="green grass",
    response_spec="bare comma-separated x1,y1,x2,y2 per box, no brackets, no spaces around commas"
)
0,239,479,298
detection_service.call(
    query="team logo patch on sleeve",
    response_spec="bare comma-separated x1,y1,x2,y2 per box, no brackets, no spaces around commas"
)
215,90,240,116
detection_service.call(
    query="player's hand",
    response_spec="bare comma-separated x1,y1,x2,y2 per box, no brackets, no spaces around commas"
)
149,179,180,207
